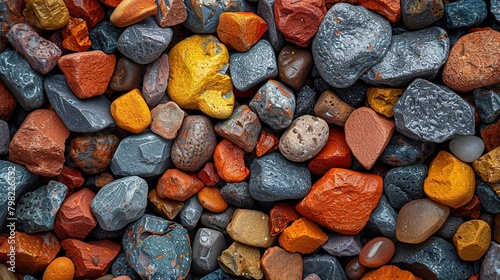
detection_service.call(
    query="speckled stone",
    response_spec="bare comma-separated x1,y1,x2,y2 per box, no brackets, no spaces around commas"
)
215,105,262,153
17,180,67,233
313,90,355,126
249,153,311,201
366,195,398,241
142,54,169,107
201,207,235,233
227,209,275,248
109,56,145,92
0,120,8,155
192,228,228,275
474,88,500,124
0,48,44,110
69,133,119,175
155,0,188,27
476,182,500,214
401,0,444,29
393,78,475,143
322,234,362,257
218,241,263,279
118,18,173,64
123,214,192,280
294,86,317,118
436,216,465,239
200,268,236,280
45,74,115,133
257,0,285,51
480,241,500,280
91,176,148,231
379,133,420,167
90,20,121,53
221,182,255,208
303,254,347,280
111,253,141,280
449,135,485,163
361,27,449,87
444,0,487,28
384,164,427,209
312,3,392,88
179,195,204,230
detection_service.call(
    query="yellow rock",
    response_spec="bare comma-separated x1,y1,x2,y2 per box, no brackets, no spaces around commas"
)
424,150,475,208
167,35,234,119
473,146,500,184
366,87,405,117
110,89,151,134
453,220,491,261
23,0,69,30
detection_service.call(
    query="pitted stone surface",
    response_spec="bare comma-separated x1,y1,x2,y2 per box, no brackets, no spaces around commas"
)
312,3,392,88
90,20,121,54
384,164,427,209
322,234,362,257
393,78,475,143
111,253,141,280
221,182,256,208
366,195,398,241
294,85,317,118
474,88,500,124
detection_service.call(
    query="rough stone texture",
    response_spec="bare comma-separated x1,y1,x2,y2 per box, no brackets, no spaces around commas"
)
91,176,148,231
379,133,420,167
63,0,104,28
481,120,500,152
302,254,347,280
474,88,500,124
0,120,8,155
294,86,317,118
109,56,145,92
313,90,355,126
142,54,169,107
54,188,97,240
61,17,91,52
89,20,121,54
493,0,500,21
45,74,115,133
218,242,263,279
366,195,398,241
312,3,392,88
453,219,491,261
91,224,126,240
384,164,427,209
111,253,141,280
0,81,17,120
476,182,500,214
151,101,187,140
358,0,401,22
480,241,500,280
216,12,268,52
69,133,119,175
436,216,464,239
401,0,444,29
442,30,500,93
257,0,286,51
148,189,184,220
179,195,204,230
123,215,192,280
0,48,44,110
444,0,486,28
362,27,449,87
393,79,475,142
221,182,255,208
155,0,187,27
110,131,173,177
226,209,275,248
192,228,228,275
261,246,303,280
472,146,500,184
23,0,69,30
213,139,250,183
314,78,368,107
215,105,262,153
111,88,152,134
201,207,235,234
366,87,404,118
269,202,301,236
321,234,362,257
157,168,205,201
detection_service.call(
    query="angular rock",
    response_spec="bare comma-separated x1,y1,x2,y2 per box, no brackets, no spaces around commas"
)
110,89,151,134
226,209,275,248
269,202,301,236
480,241,500,280
261,246,303,280
294,85,317,118
63,0,105,28
379,133,420,167
54,188,97,240
308,128,352,175
148,189,184,220
314,78,368,107
473,146,500,184
142,54,169,107
215,105,262,153
221,182,255,208
216,12,268,52
155,0,188,27
322,234,362,257
366,87,404,118
151,101,186,140
109,56,145,92
366,195,398,241
358,0,401,22
23,0,69,30
302,255,347,280
314,90,355,126
401,0,444,29
257,0,286,51
474,88,500,124
383,164,427,209
89,20,121,54
476,182,500,214
213,139,250,182
61,17,91,52
444,0,487,28
453,219,491,261
201,207,235,233
179,195,204,230
69,133,119,175
192,228,228,274
218,242,263,279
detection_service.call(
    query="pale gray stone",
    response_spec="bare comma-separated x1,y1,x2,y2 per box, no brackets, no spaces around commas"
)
192,228,227,274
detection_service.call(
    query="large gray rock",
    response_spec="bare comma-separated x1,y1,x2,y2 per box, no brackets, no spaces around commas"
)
366,195,398,241
192,228,228,275
480,241,500,280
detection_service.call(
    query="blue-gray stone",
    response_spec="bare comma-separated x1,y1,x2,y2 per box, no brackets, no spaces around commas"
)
90,20,121,54
192,228,227,275
474,88,500,124
379,133,420,167
476,182,500,214
118,18,173,64
445,0,487,28
200,207,234,233
391,236,474,280
123,214,192,280
220,182,255,208
91,223,126,240
492,0,500,21
321,234,362,257
0,48,44,110
179,195,204,230
0,160,38,230
393,78,475,143
384,164,427,209
401,0,444,30
303,254,347,280
312,3,392,88
366,195,398,241
111,253,141,280
0,120,8,155
480,241,500,280
294,85,317,118
200,268,236,280
257,0,285,51
436,216,464,239
249,152,311,202
45,74,115,133
110,130,173,177
91,176,148,231
16,180,67,233
230,40,277,91
361,27,449,87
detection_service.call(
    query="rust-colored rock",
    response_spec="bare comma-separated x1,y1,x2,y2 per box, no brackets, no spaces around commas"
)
148,189,184,220
110,0,158,27
314,90,355,126
217,12,268,52
296,168,383,234
443,30,500,93
358,0,401,23
261,246,303,280
157,168,205,201
213,139,250,183
69,133,120,175
150,101,187,140
256,130,280,157
54,188,97,240
308,128,352,176
61,17,92,52
325,0,357,9
63,0,105,28
0,81,17,120
361,265,422,280
197,162,219,187
278,46,313,92
155,0,187,27
55,165,85,194
481,121,500,152
451,194,482,219
279,217,328,254
9,109,70,177
99,0,122,7
269,202,301,236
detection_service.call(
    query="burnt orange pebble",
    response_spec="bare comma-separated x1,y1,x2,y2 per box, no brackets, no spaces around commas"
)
279,217,328,254
197,162,219,187
213,139,250,183
217,12,268,52
61,17,92,52
308,128,352,176
43,257,75,280
110,0,157,27
198,187,229,213
361,265,422,280
157,168,205,201
256,130,280,157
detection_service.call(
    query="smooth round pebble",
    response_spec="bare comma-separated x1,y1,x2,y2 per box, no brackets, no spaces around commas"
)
358,237,395,268
42,257,75,280
449,135,485,163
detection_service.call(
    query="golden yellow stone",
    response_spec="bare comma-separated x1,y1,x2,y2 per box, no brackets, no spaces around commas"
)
218,242,263,279
453,219,491,261
424,150,475,208
366,87,405,117
23,0,69,30
167,35,234,119
110,89,151,134
473,146,500,184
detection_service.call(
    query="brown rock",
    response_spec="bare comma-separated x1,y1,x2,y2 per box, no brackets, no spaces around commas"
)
23,0,69,30
55,165,85,195
110,0,158,27
61,17,92,52
443,30,500,93
9,109,70,177
150,101,187,140
109,56,146,92
325,0,357,9
451,194,482,219
154,0,187,27
218,242,263,279
314,90,355,126
278,46,313,92
148,188,185,220
156,168,205,201
472,146,500,184
481,121,500,152
54,188,97,240
226,209,276,248
142,54,169,107
0,81,16,120
63,0,105,28
99,0,122,7
69,133,120,175
261,246,303,280
358,0,401,22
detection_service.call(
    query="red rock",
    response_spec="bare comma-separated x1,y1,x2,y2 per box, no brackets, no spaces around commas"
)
358,0,400,23
256,130,280,157
261,246,303,280
213,139,250,183
54,188,97,240
55,165,85,194
308,128,352,176
467,274,480,280
69,133,120,175
0,81,16,120
269,202,301,236
451,194,482,219
63,0,105,28
296,168,383,235
197,162,219,187
58,50,116,99
155,0,187,27
61,239,120,279
150,101,187,140
274,0,327,47
9,109,70,177
157,168,205,201
481,121,500,152
325,0,357,9
61,17,92,52
217,12,268,52
99,0,122,7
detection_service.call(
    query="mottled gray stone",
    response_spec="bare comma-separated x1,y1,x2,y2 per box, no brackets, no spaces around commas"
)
111,253,141,280
480,241,500,280
366,195,398,241
117,18,173,64
445,0,487,28
401,0,444,30
16,180,67,233
391,236,474,280
384,164,427,209
0,120,8,155
45,74,115,133
91,176,148,231
257,0,285,51
294,85,317,118
230,40,277,91
474,88,500,124
90,20,121,54
0,48,44,110
476,182,500,214
312,3,392,88
200,207,235,233
179,195,204,230
322,234,362,257
362,27,449,87
492,0,500,21
142,54,169,107
303,254,347,280
249,153,311,202
379,133,421,167
393,78,475,143
220,182,255,208
436,216,464,239
192,228,228,275
110,131,173,177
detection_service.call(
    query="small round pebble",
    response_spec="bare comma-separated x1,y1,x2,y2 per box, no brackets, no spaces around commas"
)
358,237,395,268
42,257,75,280
449,135,485,163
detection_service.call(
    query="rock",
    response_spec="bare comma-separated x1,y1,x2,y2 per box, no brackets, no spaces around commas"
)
476,182,500,214
110,0,158,27
23,0,69,30
42,256,75,280
198,186,229,213
444,0,487,28
302,254,347,280
0,81,17,120
54,188,97,240
69,133,119,175
294,85,317,118
142,54,169,107
276,46,312,92
436,216,464,239
279,217,328,254
257,0,286,51
383,164,427,210
401,0,444,29
218,242,263,279
154,0,187,27
256,130,280,157
91,176,148,231
109,56,145,92
365,87,404,117
345,258,368,280
473,146,500,184
361,265,420,280
269,202,301,236
313,90,355,126
227,209,275,248
110,89,151,134
366,195,398,241
157,168,204,201
304,273,322,280
322,233,362,257
261,246,303,280
179,195,204,230
200,268,236,280
221,182,255,208
474,88,500,124
308,128,352,176
151,101,187,140
201,207,235,233
192,228,228,274
148,189,184,220
379,133,420,167
217,12,267,52
89,20,121,54
492,0,500,21
393,79,475,142
0,120,8,155
111,253,141,280
453,219,491,261
215,105,262,153
197,162,219,187
358,0,401,22
90,224,126,240
480,241,500,280
359,237,395,268
0,264,20,280
481,120,500,152
61,16,91,52
449,135,485,163
312,3,392,88
213,139,250,182
313,78,368,107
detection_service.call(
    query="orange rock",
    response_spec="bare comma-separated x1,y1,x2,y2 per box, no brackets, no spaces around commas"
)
213,139,250,183
481,121,500,152
110,89,151,134
42,256,75,280
269,202,301,236
61,17,91,52
261,246,303,280
217,12,268,52
296,168,383,234
256,130,280,157
148,189,184,220
197,162,219,187
156,168,205,201
361,265,422,280
110,0,157,27
358,0,401,23
279,217,328,254
63,0,105,28
53,188,97,240
308,128,352,176
99,0,122,7
198,187,229,213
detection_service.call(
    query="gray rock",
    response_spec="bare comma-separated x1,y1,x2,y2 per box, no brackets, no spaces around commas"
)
401,0,444,30
257,0,285,51
313,78,368,107
110,131,173,177
294,85,317,118
0,120,8,155
230,40,277,91
379,133,421,167
492,0,500,21
91,176,148,231
200,207,235,233
90,20,121,54
312,3,392,88
200,268,236,280
436,216,464,239
476,182,500,214
445,0,487,28
480,241,500,280
303,254,347,280
474,88,500,124
384,164,427,209
322,234,362,257
117,18,173,64
91,224,126,240
45,74,115,133
362,27,449,87
0,48,44,110
179,195,204,230
111,253,141,280
393,78,475,143
249,153,311,202
16,180,67,233
142,54,169,107
366,195,398,241
192,228,228,274
220,182,255,208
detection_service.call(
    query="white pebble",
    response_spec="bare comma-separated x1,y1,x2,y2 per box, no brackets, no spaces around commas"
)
449,135,485,163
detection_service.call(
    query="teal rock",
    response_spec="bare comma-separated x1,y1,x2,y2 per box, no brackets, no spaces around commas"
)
379,133,420,167
476,182,500,214
445,0,487,28
111,253,141,280
474,88,500,124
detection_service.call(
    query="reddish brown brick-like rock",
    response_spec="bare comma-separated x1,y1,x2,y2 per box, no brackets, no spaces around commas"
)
217,12,268,52
157,168,205,201
69,133,119,175
481,121,500,152
54,188,97,240
55,165,85,194
256,131,280,157
0,81,16,120
261,246,303,280
197,162,219,187
270,202,301,236
62,17,92,52
63,0,105,28
215,105,262,153
155,0,187,27
213,139,250,183
358,0,401,23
